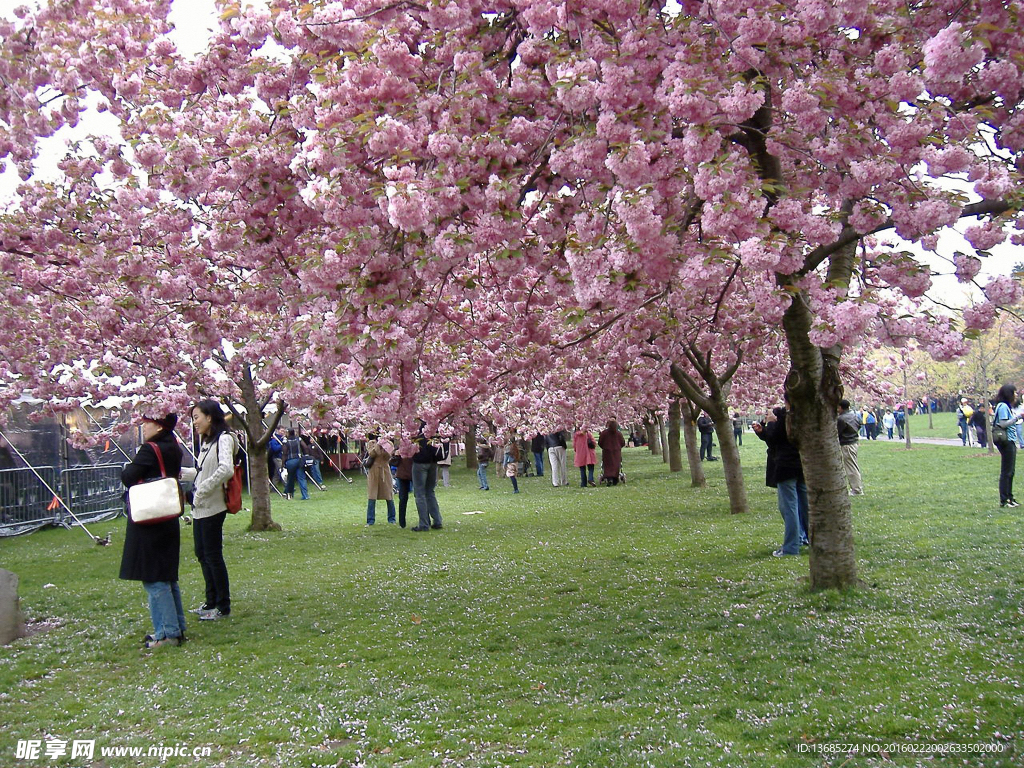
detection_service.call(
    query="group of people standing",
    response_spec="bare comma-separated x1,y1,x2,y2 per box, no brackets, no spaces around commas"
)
119,401,235,650
361,424,448,531
476,422,627,492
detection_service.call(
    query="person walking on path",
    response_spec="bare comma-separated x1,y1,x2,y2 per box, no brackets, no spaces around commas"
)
882,409,896,440
957,398,974,447
864,408,877,440
598,419,625,485
120,412,186,649
992,384,1021,508
837,400,864,496
971,404,988,447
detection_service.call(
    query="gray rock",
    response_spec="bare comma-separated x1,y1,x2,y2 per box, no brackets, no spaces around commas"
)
0,569,25,645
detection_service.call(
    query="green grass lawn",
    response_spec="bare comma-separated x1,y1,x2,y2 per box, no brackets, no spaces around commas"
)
1,433,1021,767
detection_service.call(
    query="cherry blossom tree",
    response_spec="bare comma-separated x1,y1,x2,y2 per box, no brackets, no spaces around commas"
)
4,0,1024,592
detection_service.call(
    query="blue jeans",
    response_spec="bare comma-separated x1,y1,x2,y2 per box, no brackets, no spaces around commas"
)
412,462,441,528
367,498,396,525
309,460,323,485
776,478,809,554
579,464,594,487
477,462,490,489
532,451,544,477
284,458,309,499
143,581,186,640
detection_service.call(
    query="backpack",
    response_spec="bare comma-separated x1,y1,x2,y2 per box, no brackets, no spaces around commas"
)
224,463,243,514
218,435,244,514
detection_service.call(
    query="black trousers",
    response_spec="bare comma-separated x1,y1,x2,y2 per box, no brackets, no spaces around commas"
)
700,432,714,460
396,478,412,528
193,512,230,613
997,440,1016,504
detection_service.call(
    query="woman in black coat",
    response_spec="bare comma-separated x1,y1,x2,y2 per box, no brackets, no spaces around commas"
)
752,404,809,557
120,413,185,649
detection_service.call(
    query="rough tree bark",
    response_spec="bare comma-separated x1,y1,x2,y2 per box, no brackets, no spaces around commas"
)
465,430,478,470
782,293,857,589
669,360,748,514
781,241,859,589
658,415,669,464
681,398,706,488
227,362,285,533
645,412,662,456
667,398,683,472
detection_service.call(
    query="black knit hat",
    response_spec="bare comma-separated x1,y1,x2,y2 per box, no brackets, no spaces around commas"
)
142,413,178,431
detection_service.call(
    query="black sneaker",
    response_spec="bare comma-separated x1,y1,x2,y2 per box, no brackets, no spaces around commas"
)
430,524,443,530
410,526,429,532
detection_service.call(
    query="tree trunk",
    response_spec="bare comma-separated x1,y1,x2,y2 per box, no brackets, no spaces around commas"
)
713,415,748,514
465,430,478,469
667,399,683,472
682,401,706,488
658,415,669,464
782,291,857,590
648,413,663,456
668,363,749,514
235,365,283,533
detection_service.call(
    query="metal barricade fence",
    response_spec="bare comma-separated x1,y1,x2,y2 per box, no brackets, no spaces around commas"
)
0,466,61,537
59,465,125,527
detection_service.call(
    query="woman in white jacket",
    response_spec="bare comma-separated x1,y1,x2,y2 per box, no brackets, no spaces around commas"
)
184,400,236,620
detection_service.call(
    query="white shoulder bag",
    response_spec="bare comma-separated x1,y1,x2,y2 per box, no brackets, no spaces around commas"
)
128,442,184,525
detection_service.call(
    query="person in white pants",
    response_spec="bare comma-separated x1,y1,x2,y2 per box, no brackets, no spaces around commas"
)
546,430,569,486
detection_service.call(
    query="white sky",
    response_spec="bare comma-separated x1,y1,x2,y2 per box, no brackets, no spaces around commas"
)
0,0,1017,306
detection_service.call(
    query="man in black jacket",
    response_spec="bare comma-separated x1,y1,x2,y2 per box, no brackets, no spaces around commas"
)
697,413,717,461
530,433,546,478
410,423,443,531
